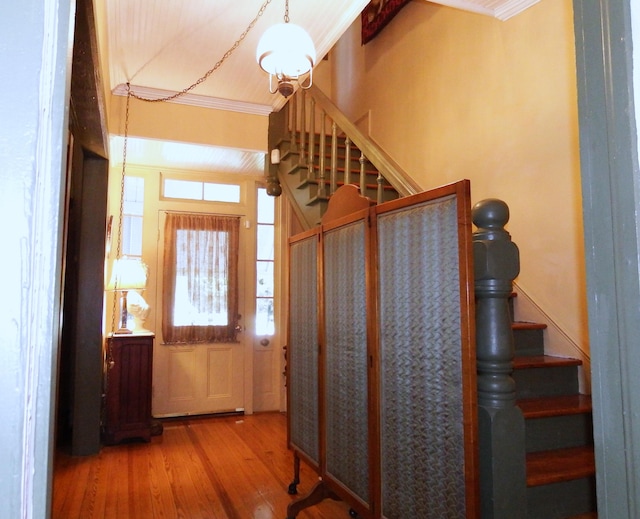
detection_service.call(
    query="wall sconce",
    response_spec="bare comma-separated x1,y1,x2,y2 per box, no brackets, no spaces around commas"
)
256,0,316,97
270,148,281,164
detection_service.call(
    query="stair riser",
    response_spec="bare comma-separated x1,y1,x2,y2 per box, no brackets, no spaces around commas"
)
514,366,579,399
525,414,594,452
526,477,596,519
514,328,545,357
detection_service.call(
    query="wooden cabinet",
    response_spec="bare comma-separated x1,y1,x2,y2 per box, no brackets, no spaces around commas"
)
103,333,155,445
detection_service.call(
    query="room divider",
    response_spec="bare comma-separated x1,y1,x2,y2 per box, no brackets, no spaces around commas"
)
286,181,479,518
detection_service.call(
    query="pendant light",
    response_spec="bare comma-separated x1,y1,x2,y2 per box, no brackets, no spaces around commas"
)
256,0,316,97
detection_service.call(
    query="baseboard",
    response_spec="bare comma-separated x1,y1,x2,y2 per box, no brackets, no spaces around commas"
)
512,281,591,394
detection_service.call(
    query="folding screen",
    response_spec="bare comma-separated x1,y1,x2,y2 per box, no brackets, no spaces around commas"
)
323,209,372,513
287,229,321,470
374,184,478,518
286,181,478,519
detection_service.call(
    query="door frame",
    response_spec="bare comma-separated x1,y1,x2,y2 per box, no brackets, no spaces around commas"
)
148,173,259,417
573,0,640,516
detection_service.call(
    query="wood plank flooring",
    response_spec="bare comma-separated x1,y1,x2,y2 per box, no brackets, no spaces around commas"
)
52,412,351,519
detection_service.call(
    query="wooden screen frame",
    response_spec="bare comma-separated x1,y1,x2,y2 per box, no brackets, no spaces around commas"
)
372,180,479,518
286,227,322,472
286,180,479,518
320,206,374,517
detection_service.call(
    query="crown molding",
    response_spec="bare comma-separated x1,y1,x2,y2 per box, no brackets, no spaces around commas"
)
426,0,540,21
112,83,273,116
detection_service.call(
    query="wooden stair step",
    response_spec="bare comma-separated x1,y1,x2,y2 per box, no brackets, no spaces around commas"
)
512,321,547,331
299,179,396,193
527,445,595,487
514,355,582,370
518,394,592,418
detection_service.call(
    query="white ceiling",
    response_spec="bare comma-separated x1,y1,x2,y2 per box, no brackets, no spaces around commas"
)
96,0,539,173
99,0,370,116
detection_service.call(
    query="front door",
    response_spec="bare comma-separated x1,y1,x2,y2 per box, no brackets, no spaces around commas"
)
153,208,248,417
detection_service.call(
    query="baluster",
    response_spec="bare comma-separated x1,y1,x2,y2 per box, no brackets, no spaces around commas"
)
286,96,293,141
290,93,298,152
376,172,383,204
299,90,306,166
330,122,338,195
344,137,351,187
359,152,366,196
307,98,316,183
318,110,327,198
473,199,526,519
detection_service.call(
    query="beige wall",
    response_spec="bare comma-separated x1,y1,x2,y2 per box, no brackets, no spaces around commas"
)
331,1,588,363
108,94,269,152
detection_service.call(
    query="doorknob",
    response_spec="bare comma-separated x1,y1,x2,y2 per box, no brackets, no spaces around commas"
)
260,338,270,346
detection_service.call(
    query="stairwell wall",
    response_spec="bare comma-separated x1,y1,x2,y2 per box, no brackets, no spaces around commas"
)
329,0,588,366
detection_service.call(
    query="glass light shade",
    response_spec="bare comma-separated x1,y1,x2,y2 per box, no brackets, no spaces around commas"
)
256,23,316,77
107,257,148,291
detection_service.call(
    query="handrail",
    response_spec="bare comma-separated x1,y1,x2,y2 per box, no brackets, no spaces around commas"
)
306,84,421,197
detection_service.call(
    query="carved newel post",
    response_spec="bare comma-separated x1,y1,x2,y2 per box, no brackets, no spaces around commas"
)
473,199,527,519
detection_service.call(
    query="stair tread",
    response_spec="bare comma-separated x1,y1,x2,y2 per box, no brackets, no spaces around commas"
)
514,355,582,369
527,445,595,486
513,321,547,330
518,394,592,418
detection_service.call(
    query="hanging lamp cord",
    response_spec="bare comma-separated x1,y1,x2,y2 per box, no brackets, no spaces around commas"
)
111,0,281,333
129,0,274,103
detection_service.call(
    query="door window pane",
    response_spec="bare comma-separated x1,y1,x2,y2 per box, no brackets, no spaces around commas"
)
257,188,275,224
256,298,275,336
256,261,274,298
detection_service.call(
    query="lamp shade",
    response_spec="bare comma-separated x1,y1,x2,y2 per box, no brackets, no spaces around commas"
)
107,257,148,291
256,22,316,77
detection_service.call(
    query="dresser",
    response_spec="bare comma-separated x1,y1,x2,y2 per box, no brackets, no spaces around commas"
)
103,333,155,444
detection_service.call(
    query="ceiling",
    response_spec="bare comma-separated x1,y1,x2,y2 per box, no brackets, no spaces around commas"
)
94,0,539,173
99,0,369,116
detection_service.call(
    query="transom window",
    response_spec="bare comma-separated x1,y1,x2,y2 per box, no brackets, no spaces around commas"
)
163,177,241,203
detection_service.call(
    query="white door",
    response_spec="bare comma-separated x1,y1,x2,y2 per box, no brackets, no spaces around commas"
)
153,209,249,417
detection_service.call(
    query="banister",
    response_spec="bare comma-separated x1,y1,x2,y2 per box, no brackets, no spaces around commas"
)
472,198,527,519
306,84,421,198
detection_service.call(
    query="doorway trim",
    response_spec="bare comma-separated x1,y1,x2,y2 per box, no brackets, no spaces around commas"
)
573,0,640,516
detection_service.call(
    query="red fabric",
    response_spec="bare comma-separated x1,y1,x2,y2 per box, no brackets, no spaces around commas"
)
361,0,411,44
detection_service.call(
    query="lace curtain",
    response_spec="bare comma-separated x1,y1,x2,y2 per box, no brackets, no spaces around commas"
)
162,212,240,344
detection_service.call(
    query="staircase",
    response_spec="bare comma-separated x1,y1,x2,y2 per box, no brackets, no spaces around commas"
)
511,301,597,518
277,133,400,226
274,85,598,518
269,84,420,229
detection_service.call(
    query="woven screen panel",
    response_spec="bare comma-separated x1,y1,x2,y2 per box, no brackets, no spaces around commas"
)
323,221,370,505
288,236,319,464
377,195,466,518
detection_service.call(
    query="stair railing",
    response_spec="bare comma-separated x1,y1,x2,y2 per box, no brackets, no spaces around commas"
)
473,198,527,519
284,84,421,202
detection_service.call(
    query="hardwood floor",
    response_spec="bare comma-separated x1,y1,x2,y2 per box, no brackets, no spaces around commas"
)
52,412,351,519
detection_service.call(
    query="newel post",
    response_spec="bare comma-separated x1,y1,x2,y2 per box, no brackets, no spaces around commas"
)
473,199,527,519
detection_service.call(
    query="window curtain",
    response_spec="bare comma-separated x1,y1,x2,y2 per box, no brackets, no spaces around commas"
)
162,212,240,344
